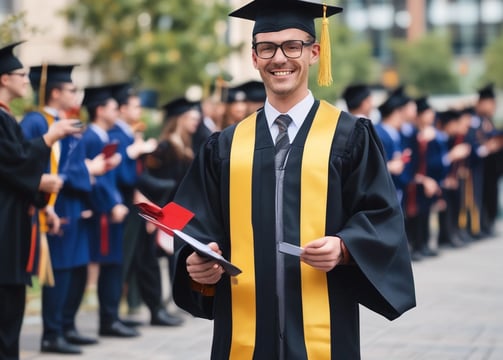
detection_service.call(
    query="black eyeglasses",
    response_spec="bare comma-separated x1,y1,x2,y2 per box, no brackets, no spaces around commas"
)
253,40,315,59
7,72,28,77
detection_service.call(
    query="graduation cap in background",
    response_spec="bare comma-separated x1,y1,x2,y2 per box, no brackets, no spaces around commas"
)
342,83,371,110
378,86,410,118
0,41,25,75
82,84,116,111
478,83,495,100
237,80,267,103
162,97,201,118
224,86,247,104
111,82,137,106
29,64,76,91
139,89,159,109
415,96,431,114
229,0,343,87
436,109,461,127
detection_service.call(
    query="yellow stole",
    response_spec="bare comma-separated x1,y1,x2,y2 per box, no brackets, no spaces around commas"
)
229,101,341,359
37,112,59,286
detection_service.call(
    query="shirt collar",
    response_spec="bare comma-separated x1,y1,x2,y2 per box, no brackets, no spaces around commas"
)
264,91,315,131
89,123,110,143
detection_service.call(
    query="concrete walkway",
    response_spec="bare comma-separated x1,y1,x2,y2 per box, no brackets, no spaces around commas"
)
19,222,503,359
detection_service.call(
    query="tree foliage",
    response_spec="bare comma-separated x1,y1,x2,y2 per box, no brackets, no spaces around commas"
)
61,0,236,103
483,33,503,89
309,22,377,103
390,33,459,95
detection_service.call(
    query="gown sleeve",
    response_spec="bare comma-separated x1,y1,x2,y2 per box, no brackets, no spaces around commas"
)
336,118,416,320
171,132,229,319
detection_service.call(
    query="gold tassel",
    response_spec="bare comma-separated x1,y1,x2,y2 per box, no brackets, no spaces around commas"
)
317,4,333,87
37,229,55,287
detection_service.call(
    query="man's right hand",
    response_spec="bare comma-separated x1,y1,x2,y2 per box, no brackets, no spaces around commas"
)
39,174,63,193
43,120,83,147
186,243,224,285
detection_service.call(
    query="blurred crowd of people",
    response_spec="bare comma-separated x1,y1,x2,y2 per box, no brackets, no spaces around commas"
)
342,82,503,261
0,36,501,359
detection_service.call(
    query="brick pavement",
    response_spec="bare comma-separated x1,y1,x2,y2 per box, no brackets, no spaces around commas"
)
19,221,503,359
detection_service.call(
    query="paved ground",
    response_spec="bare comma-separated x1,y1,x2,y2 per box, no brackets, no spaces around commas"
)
19,221,503,360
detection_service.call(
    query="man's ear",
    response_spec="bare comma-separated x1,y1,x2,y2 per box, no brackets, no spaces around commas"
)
309,43,320,66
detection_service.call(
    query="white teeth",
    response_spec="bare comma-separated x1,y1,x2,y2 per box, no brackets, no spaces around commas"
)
273,71,292,76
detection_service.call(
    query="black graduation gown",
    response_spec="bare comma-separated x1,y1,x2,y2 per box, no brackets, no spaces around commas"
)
172,101,416,359
0,109,50,285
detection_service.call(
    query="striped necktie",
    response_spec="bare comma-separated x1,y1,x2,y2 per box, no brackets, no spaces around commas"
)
274,114,293,169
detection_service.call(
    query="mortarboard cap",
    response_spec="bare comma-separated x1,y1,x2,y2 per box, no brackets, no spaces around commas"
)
162,97,201,118
342,83,371,110
237,80,267,103
29,64,76,91
110,82,137,106
229,0,343,87
378,86,410,118
0,41,25,75
224,86,247,104
436,110,460,126
415,97,431,114
478,83,495,100
139,89,158,109
82,84,116,110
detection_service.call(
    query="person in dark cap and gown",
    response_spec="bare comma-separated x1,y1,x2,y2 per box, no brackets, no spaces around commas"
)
171,1,416,359
77,85,140,338
134,96,203,326
0,41,82,360
237,79,267,116
341,83,373,119
475,84,503,236
20,64,108,354
375,86,413,203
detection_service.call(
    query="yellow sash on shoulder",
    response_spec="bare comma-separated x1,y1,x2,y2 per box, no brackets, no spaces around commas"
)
229,101,341,359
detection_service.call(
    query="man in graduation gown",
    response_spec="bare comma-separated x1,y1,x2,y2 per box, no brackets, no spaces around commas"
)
79,85,139,338
171,1,416,359
20,64,104,354
0,41,82,360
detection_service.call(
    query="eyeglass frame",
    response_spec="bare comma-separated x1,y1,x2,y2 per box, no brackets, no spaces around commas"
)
252,40,315,60
6,71,28,77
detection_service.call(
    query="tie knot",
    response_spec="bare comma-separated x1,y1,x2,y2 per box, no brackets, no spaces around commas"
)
275,114,292,133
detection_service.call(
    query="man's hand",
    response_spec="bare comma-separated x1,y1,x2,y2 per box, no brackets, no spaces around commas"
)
45,207,62,235
186,243,225,285
85,153,107,176
39,174,63,193
110,203,129,223
43,119,83,147
301,236,344,272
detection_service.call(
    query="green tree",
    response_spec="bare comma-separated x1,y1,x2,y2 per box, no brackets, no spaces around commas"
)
309,22,378,103
391,33,459,95
483,33,503,89
61,0,236,102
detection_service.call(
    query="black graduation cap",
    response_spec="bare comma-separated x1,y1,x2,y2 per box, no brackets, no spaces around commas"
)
0,41,25,75
224,86,247,104
342,84,371,110
29,64,76,91
139,89,159,109
436,110,460,127
82,84,116,111
229,0,342,38
378,86,410,118
237,80,267,103
229,0,343,87
111,82,136,106
478,83,495,100
162,97,201,118
415,97,431,114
